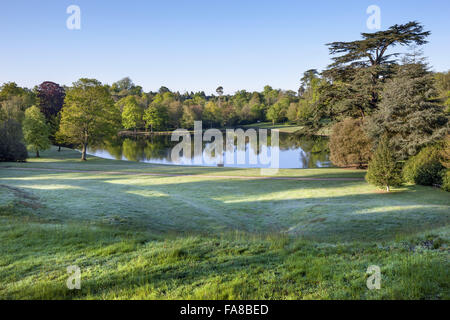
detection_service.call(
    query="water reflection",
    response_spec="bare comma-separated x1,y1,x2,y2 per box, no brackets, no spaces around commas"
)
87,133,332,169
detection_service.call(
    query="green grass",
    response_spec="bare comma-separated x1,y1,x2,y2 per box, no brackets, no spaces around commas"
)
0,147,449,299
239,122,332,136
240,122,305,133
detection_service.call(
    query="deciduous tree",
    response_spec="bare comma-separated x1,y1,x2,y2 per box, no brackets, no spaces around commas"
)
23,106,51,157
329,118,372,168
121,96,143,132
57,79,121,161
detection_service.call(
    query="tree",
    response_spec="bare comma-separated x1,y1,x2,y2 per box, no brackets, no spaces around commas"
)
324,21,430,117
203,101,222,127
441,134,450,169
0,82,28,100
0,82,35,123
366,136,403,192
159,86,171,94
0,95,30,123
266,98,289,125
143,105,168,132
121,96,143,132
110,77,142,100
36,81,65,121
216,86,224,108
329,118,372,168
36,81,65,151
57,79,121,161
0,119,28,162
366,62,449,159
301,69,319,88
286,102,299,122
23,106,51,157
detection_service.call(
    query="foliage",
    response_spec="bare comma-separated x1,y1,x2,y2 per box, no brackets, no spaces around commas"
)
441,135,450,169
0,96,30,123
403,145,445,186
324,21,430,117
441,170,450,192
329,118,372,168
36,81,65,120
266,98,289,125
121,96,144,131
143,105,168,132
110,77,142,100
0,119,28,162
22,106,51,157
366,136,403,191
366,62,449,160
35,81,65,146
57,78,121,160
0,82,35,123
203,101,222,127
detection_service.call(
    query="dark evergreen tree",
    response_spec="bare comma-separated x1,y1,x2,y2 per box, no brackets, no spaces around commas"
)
366,62,449,159
324,21,430,118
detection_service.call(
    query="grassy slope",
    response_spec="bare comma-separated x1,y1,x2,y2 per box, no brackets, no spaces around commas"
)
0,147,449,299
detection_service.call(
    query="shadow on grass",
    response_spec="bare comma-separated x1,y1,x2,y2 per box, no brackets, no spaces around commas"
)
1,169,448,243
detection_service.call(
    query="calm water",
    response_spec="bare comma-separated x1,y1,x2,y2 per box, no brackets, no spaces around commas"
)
87,132,332,169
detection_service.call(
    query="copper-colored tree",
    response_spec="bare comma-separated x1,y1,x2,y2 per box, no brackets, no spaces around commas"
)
329,118,372,168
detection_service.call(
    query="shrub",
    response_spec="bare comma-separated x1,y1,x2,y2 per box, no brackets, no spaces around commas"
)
330,118,372,168
366,136,403,192
0,119,28,162
403,145,445,186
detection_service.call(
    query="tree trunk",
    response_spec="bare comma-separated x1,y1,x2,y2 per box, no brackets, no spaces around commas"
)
58,145,61,152
36,150,40,158
81,143,87,161
386,185,390,192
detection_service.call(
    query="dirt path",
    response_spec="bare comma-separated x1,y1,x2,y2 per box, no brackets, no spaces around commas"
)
0,166,365,181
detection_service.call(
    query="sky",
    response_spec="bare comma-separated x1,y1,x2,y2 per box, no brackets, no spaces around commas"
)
0,0,449,95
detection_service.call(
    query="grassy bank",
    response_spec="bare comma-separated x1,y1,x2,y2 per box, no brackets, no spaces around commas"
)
0,147,449,299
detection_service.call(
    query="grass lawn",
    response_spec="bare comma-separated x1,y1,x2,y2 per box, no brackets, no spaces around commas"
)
239,122,305,133
0,147,449,299
240,122,332,136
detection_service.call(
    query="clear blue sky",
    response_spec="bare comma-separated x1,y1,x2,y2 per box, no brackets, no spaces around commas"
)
1,0,449,94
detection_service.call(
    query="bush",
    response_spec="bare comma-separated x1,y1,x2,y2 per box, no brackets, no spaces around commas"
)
403,145,444,186
0,119,28,161
330,118,372,168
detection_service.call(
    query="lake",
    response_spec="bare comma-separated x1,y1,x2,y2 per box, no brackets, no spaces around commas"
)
87,132,332,169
